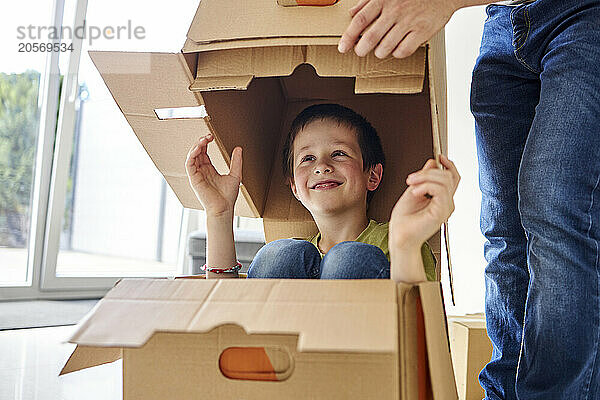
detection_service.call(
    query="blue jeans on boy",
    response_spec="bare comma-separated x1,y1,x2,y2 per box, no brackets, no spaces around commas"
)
470,0,600,398
247,239,390,279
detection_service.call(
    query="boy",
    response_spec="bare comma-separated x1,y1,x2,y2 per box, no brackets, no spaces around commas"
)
185,104,459,283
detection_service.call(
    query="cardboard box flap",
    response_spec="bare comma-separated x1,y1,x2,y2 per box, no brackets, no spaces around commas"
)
88,51,259,216
67,279,398,353
60,345,122,375
187,0,353,45
191,45,426,94
418,282,458,399
88,51,200,117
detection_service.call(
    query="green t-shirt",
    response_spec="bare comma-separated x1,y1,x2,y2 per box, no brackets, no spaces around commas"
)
307,220,437,282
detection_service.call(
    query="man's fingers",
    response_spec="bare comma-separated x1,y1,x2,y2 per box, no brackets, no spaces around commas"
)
349,0,370,17
392,30,423,59
338,0,381,53
374,24,408,59
354,16,395,57
229,147,243,181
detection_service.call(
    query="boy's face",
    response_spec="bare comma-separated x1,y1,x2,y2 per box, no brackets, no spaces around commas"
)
289,119,381,217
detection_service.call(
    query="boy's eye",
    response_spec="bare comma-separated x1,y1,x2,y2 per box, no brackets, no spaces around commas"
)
332,150,347,157
300,155,315,163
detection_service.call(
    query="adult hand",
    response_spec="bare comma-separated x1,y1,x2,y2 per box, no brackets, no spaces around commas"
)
389,155,460,249
338,0,460,59
185,134,242,217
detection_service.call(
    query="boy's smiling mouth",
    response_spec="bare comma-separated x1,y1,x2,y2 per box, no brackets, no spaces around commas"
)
311,180,343,190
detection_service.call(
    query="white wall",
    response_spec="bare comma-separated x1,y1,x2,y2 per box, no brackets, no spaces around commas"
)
443,5,489,315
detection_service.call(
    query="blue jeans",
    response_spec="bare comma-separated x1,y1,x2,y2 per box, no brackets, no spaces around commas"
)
247,239,390,279
471,1,600,398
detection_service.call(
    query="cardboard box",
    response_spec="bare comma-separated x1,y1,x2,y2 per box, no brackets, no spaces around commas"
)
66,1,457,398
87,0,447,250
61,278,457,399
448,315,492,400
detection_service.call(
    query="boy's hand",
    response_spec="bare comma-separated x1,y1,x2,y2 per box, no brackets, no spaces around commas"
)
389,154,460,249
185,134,242,216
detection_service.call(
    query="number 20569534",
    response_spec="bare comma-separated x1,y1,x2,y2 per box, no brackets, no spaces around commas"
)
18,42,74,52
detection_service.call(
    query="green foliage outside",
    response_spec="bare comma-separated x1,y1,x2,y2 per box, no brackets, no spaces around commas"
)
0,71,40,247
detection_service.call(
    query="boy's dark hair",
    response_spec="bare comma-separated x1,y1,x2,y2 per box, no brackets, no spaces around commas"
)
282,103,385,204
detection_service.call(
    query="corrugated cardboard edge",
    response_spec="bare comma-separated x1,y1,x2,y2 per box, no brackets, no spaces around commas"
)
182,36,340,53
427,31,447,157
427,30,454,302
418,282,458,399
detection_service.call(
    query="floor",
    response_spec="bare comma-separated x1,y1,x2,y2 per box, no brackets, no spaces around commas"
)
0,326,122,400
0,300,98,330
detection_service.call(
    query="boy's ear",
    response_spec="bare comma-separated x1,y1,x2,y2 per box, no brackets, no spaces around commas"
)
367,163,383,191
289,178,299,200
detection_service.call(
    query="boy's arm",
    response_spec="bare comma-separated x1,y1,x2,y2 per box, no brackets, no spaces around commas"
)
205,211,238,279
185,134,242,279
390,240,428,283
389,155,460,283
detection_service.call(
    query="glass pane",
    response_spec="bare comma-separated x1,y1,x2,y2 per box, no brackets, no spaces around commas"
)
54,0,199,277
0,2,55,284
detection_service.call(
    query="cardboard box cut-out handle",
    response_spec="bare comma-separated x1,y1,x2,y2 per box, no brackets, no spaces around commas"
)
219,346,294,381
61,279,457,399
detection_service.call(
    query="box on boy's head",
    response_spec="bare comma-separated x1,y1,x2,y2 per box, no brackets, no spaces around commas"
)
62,0,457,399
88,0,447,251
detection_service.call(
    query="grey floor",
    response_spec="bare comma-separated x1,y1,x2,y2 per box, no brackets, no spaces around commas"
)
0,299,99,330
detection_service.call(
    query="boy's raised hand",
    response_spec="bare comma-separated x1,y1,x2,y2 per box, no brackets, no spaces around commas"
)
185,134,242,216
389,154,460,248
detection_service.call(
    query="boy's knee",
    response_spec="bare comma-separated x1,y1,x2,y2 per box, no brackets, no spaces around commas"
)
326,241,382,261
321,241,389,279
247,239,318,278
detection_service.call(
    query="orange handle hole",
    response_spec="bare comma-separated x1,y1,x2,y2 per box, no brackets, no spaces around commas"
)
220,347,294,382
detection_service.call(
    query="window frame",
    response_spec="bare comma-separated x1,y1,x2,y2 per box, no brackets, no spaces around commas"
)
0,0,192,300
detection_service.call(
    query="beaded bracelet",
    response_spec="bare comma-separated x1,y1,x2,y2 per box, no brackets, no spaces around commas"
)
201,261,242,274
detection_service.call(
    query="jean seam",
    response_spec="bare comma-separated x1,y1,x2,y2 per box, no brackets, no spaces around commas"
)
512,6,539,74
513,7,530,52
582,172,600,398
515,239,531,399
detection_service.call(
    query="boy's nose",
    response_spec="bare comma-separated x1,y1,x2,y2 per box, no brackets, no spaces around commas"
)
314,166,332,174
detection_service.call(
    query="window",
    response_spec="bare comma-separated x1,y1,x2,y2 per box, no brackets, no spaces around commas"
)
0,1,55,285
